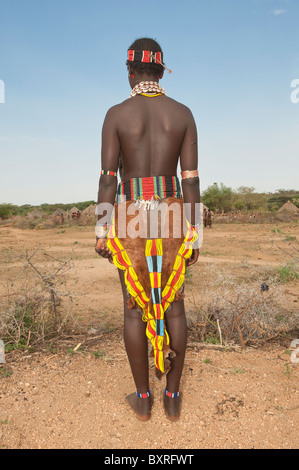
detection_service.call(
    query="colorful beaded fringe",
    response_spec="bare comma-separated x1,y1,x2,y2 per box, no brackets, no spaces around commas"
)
116,176,182,205
145,239,167,372
106,221,198,374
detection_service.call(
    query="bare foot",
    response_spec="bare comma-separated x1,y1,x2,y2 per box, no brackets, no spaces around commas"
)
163,393,182,422
125,393,153,422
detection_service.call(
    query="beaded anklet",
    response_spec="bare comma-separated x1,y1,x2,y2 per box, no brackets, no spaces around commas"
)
136,390,151,399
165,388,180,398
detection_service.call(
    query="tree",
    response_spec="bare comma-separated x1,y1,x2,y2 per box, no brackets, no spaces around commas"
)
0,204,16,219
202,183,233,212
234,187,266,211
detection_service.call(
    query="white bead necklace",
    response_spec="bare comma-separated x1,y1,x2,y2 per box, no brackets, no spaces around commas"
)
130,81,166,98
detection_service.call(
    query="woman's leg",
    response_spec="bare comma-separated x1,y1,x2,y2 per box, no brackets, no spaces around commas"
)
118,270,152,420
163,298,187,420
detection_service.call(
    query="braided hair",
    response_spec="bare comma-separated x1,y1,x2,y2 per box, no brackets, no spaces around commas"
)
126,37,164,77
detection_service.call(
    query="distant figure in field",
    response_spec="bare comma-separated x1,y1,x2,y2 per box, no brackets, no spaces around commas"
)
203,208,207,227
206,209,212,228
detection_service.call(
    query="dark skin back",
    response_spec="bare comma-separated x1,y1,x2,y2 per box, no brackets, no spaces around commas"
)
96,69,200,265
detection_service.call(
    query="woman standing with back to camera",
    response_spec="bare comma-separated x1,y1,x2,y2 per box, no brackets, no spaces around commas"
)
95,37,200,422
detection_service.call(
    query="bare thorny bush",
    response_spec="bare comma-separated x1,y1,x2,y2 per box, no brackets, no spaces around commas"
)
187,272,298,350
0,247,80,350
187,224,299,349
187,261,299,349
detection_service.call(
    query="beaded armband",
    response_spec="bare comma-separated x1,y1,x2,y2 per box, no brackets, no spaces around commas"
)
100,170,117,176
181,169,199,180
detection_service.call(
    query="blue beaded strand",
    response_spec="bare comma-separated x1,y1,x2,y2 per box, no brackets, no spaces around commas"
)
136,390,151,398
165,388,180,398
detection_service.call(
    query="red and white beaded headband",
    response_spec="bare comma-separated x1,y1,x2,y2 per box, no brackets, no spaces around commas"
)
128,49,172,73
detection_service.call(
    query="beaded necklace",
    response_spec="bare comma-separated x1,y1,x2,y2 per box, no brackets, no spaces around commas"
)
140,92,163,98
130,81,166,98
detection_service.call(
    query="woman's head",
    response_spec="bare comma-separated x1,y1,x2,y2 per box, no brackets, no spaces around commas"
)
126,37,164,78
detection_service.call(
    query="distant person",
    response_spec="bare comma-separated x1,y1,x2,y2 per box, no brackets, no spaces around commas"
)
72,210,80,220
203,208,207,227
95,37,200,422
206,209,212,227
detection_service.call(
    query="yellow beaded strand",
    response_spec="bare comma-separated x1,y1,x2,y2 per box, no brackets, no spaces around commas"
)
140,93,163,98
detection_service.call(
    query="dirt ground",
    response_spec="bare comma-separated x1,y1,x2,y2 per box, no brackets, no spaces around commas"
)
0,220,298,449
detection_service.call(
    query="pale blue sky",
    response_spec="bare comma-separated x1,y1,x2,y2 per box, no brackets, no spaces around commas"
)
0,0,298,205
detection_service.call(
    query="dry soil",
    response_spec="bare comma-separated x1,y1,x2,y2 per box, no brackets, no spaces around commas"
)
0,221,298,449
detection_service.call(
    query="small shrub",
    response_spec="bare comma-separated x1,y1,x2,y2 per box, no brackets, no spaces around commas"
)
0,247,78,350
186,265,299,349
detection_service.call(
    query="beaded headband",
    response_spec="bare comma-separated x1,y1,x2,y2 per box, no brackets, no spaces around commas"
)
128,49,172,74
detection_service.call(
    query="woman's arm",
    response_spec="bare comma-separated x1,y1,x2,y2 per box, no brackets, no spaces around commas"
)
95,107,120,260
179,109,200,266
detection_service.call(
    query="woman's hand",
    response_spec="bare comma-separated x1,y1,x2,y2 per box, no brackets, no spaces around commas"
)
95,238,113,263
187,248,199,266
